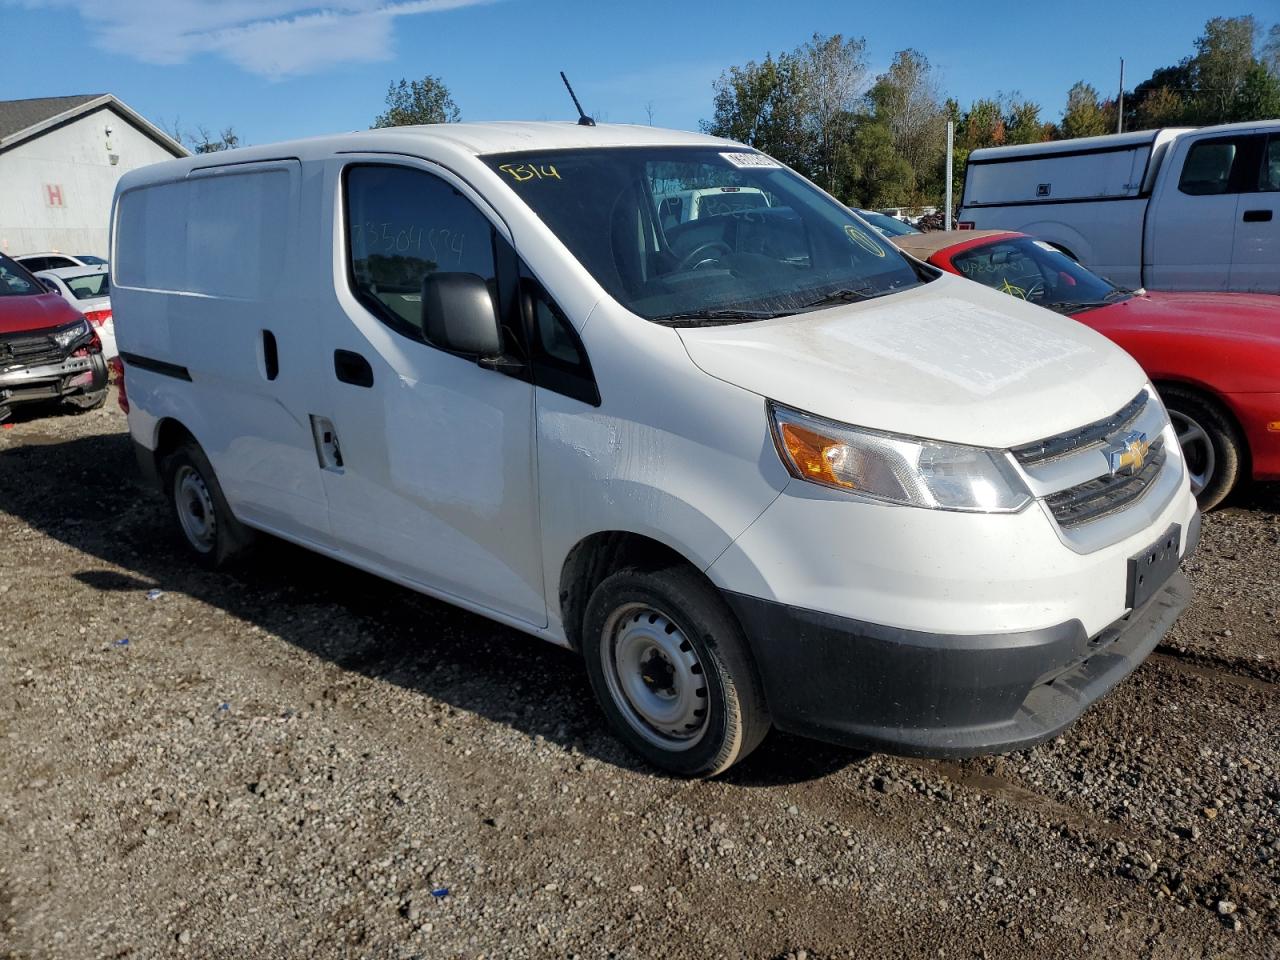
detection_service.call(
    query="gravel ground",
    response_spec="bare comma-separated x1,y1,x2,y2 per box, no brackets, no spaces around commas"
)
1,395,1277,960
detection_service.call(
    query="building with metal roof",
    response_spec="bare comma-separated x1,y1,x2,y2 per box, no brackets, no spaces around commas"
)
0,94,187,258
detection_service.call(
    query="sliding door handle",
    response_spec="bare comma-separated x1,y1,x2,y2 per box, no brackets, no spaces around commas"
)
262,329,279,380
1242,209,1273,223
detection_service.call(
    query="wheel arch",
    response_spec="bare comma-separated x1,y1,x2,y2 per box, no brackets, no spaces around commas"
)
558,530,713,653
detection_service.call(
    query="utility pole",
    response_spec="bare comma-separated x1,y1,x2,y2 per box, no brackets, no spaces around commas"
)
1117,58,1125,134
945,120,954,231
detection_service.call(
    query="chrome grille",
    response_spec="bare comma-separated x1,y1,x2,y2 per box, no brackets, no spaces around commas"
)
1044,440,1167,528
1012,391,1146,466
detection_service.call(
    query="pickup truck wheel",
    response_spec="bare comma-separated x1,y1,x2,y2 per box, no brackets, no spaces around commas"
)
1159,385,1243,511
161,442,255,568
582,566,770,777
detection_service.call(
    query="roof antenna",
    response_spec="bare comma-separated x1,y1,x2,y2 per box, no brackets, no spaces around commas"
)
560,71,596,126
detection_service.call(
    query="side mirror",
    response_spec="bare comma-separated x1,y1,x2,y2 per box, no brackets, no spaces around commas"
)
421,272,502,358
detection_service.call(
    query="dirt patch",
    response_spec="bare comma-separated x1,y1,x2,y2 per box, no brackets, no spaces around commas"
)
1,396,1277,959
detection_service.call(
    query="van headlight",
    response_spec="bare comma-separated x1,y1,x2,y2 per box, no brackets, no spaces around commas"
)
770,402,1032,513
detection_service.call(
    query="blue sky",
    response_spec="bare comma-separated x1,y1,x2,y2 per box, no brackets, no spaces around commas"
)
0,1,1267,145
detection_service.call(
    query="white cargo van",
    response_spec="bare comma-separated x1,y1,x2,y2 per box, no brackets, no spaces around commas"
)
111,122,1198,776
958,121,1280,293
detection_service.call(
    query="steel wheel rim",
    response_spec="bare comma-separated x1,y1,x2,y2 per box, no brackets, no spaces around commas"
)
174,465,217,553
1169,409,1215,496
600,603,709,751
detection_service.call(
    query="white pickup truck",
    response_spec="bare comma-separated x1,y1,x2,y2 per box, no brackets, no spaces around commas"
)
958,120,1280,294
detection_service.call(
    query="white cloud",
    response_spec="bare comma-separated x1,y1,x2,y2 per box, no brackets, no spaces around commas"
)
9,0,493,78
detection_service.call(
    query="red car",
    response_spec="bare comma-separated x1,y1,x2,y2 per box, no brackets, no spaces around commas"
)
0,253,107,422
893,231,1280,509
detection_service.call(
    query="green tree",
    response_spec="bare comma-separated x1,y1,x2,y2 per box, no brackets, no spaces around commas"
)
867,49,945,202
1133,86,1187,129
1264,23,1280,78
1061,81,1109,139
836,118,914,208
704,52,814,175
1188,16,1260,123
800,33,869,193
960,98,1005,151
1231,62,1280,123
1005,98,1047,145
373,75,460,128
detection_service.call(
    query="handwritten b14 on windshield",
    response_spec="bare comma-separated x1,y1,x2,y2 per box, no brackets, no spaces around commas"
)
499,163,561,183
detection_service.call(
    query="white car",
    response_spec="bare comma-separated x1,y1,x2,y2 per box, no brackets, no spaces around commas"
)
15,252,107,273
33,265,116,359
958,120,1280,293
110,122,1198,776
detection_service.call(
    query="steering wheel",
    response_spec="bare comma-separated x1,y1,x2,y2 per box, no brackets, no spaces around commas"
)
676,241,732,271
1024,278,1046,302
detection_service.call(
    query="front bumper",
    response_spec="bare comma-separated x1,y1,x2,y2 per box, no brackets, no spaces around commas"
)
723,514,1198,758
0,351,107,409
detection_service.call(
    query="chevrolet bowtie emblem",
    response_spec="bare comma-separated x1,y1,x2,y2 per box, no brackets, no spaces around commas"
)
1107,431,1150,477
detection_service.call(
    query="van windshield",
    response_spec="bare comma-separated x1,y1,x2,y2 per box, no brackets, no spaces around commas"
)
483,147,926,324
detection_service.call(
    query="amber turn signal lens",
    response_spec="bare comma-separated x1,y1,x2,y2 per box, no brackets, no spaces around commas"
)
1267,421,1280,433
779,421,856,489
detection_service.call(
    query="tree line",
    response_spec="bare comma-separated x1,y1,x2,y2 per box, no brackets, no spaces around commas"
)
172,15,1278,207
702,15,1280,210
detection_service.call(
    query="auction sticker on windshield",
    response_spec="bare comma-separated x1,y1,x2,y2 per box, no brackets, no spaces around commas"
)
720,152,780,169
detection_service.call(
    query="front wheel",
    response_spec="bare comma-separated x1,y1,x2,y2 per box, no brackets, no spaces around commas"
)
1159,384,1244,511
582,566,770,777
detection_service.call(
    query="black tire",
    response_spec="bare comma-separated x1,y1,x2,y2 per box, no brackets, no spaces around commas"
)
582,565,770,777
1158,384,1245,511
64,388,107,411
160,441,255,568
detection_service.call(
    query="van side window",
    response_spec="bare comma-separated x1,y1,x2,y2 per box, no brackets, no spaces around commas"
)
1261,137,1280,192
344,165,498,344
521,270,599,406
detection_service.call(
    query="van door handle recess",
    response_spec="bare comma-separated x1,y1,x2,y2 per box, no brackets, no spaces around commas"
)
1242,209,1273,223
262,329,279,380
333,349,373,387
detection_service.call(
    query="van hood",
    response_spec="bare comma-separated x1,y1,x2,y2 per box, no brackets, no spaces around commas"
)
677,274,1146,449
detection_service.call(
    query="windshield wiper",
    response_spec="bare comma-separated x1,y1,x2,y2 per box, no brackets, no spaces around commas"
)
795,285,877,310
649,308,781,326
1043,300,1110,314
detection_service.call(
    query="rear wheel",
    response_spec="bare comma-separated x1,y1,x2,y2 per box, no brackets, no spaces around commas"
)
161,441,255,568
1159,384,1244,511
582,566,770,777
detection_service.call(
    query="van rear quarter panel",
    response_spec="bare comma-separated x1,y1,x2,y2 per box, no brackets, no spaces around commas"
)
112,160,332,535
